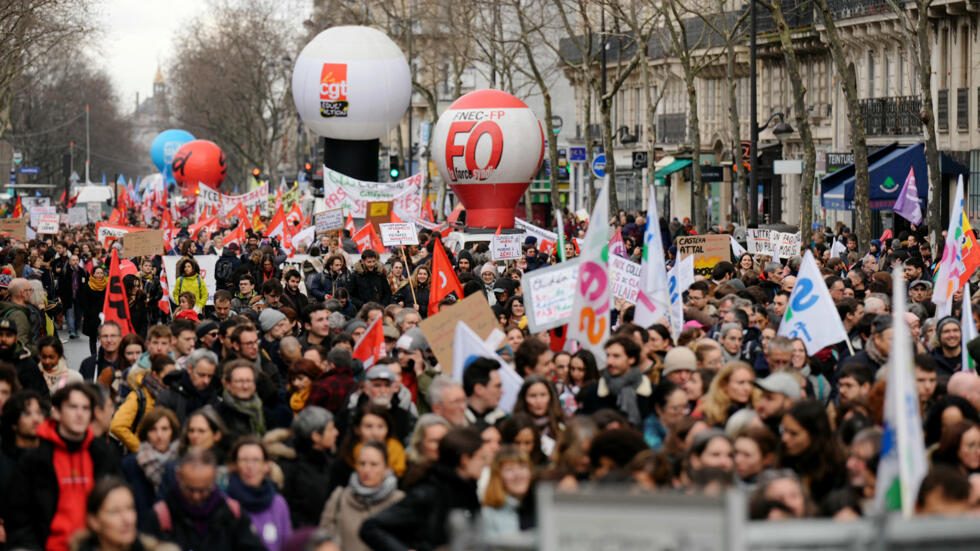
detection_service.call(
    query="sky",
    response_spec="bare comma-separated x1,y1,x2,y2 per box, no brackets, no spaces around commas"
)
94,0,209,111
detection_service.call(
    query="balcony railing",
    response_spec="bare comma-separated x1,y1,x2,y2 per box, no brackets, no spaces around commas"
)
859,96,921,136
825,0,891,20
958,88,969,131
656,113,688,144
938,89,949,132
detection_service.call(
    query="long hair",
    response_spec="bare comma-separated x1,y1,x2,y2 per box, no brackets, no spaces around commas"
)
513,375,563,439
778,399,844,499
338,402,394,466
700,362,756,426
483,445,532,508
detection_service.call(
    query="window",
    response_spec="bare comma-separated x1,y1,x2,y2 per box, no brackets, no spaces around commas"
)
897,50,904,96
884,50,891,97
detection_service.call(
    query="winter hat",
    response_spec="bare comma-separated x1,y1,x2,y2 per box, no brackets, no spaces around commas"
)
396,327,428,352
936,316,961,336
661,346,697,376
195,320,219,340
344,319,367,335
259,308,287,332
481,262,497,275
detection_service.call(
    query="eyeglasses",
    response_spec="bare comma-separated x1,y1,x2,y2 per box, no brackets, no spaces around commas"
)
207,331,219,337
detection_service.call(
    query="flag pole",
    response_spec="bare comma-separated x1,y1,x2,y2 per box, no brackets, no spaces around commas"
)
401,245,418,308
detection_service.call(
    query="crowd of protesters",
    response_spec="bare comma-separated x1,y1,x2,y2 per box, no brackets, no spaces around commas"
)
0,201,977,551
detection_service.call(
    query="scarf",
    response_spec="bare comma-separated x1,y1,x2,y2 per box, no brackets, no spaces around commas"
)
866,341,887,367
221,389,266,435
225,472,276,513
88,275,107,292
348,470,399,506
602,367,644,426
136,440,178,489
171,484,223,539
141,372,167,400
290,386,310,413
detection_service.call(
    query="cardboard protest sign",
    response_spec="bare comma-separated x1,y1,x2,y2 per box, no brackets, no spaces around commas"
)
747,228,775,256
366,201,392,233
419,292,499,370
676,234,730,276
68,206,88,226
36,214,60,234
122,230,164,258
315,209,344,234
0,218,27,239
522,259,580,333
95,223,145,246
87,203,102,222
379,223,419,246
491,234,523,261
609,256,642,303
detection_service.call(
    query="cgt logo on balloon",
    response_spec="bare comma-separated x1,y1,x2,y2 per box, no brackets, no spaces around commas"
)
319,63,349,118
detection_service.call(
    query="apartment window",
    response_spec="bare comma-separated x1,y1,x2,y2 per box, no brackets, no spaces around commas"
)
867,50,875,98
897,51,904,96
884,51,891,97
962,25,970,87
941,27,949,89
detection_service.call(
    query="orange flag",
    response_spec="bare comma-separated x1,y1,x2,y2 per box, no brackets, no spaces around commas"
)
428,238,463,316
102,249,136,336
391,210,403,223
252,205,265,232
266,203,287,240
422,197,435,222
11,197,22,218
353,315,386,370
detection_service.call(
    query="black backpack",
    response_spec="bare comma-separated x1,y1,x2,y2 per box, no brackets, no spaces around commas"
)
215,257,236,288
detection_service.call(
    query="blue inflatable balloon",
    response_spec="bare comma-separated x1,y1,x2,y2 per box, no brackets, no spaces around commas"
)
150,129,195,183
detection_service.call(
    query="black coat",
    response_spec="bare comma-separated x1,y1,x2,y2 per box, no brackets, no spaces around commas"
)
5,428,121,550
279,441,339,528
79,280,106,337
155,370,219,423
393,282,430,317
576,375,655,427
57,265,85,309
360,464,481,551
346,260,392,308
0,345,49,400
120,454,159,532
79,348,119,383
146,487,266,551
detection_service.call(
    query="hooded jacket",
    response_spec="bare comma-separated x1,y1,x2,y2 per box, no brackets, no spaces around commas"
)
111,370,159,452
346,260,392,308
172,257,208,310
6,419,120,550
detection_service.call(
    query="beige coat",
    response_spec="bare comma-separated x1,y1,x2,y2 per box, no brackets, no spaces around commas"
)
319,484,404,551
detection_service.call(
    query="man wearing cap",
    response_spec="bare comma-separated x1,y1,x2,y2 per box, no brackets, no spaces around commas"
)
490,278,516,318
195,319,220,350
754,371,800,435
838,315,893,374
395,327,435,407
909,279,936,317
0,317,48,399
307,347,357,414
336,362,416,442
382,323,400,354
931,317,963,378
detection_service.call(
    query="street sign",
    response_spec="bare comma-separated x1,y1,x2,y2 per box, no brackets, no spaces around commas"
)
701,165,724,182
12,152,22,165
8,169,15,186
632,151,648,169
18,167,40,175
592,154,606,179
569,147,586,162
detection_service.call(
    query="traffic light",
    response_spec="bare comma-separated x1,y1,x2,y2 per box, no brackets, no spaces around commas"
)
303,161,313,183
252,168,261,179
389,155,400,180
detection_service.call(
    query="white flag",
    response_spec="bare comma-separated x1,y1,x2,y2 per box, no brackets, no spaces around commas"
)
875,263,928,518
963,284,977,373
452,321,522,413
777,250,848,354
830,238,847,260
634,186,671,328
666,255,695,341
567,182,611,366
730,235,747,258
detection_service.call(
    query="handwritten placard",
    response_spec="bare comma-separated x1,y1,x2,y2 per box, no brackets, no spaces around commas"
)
522,259,580,333
36,214,60,234
491,233,524,261
379,223,419,246
419,292,500,370
609,256,642,303
0,218,27,239
68,206,88,226
676,234,730,276
315,209,344,234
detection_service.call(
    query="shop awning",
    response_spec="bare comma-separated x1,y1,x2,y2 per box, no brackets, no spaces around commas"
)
654,159,692,186
820,143,927,211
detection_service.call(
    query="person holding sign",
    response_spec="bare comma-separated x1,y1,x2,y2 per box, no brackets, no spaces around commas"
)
393,265,430,318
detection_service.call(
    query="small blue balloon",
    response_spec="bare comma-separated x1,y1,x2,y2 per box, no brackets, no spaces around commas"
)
150,129,195,182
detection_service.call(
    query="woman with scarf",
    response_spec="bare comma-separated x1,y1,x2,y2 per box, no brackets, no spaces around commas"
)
224,436,292,551
319,441,404,551
218,360,267,442
79,264,108,355
172,257,208,312
121,408,181,530
259,254,281,285
111,354,178,453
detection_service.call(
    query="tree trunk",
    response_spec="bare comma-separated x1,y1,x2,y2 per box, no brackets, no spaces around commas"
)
772,0,816,232
725,30,747,225
815,0,871,246
915,2,942,250
600,94,618,213
542,92,562,212
584,83,595,212
686,75,705,232
640,47,658,211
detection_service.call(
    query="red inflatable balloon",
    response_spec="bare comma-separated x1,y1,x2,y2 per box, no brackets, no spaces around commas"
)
171,140,227,189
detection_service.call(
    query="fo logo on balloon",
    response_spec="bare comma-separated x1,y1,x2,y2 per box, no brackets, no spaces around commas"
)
444,119,504,182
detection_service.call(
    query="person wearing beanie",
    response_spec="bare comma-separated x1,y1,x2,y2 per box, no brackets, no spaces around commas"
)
195,319,220,349
480,263,498,305
661,346,697,385
931,316,963,378
259,309,292,378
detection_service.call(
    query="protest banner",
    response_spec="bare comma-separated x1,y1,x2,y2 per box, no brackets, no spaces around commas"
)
196,186,270,217
68,206,88,226
522,258,580,333
321,166,423,220
676,234,730,276
419,292,499,370
0,218,27,239
366,201,393,233
95,223,146,246
491,233,524,261
36,214,60,234
776,232,802,259
122,229,164,258
162,255,218,305
514,217,557,247
609,256,642,303
746,228,775,256
22,197,50,211
315,209,344,234
379,223,419,246
29,206,56,228
86,202,102,222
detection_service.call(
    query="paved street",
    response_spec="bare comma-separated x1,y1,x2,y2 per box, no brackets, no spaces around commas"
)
62,331,94,373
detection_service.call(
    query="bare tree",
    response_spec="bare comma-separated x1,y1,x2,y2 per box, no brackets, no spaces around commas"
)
0,0,95,140
168,0,298,189
886,0,939,248
813,0,871,246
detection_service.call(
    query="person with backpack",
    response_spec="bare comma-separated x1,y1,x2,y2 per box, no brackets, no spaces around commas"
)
215,243,243,292
172,257,208,312
110,354,177,453
0,277,42,353
147,446,265,551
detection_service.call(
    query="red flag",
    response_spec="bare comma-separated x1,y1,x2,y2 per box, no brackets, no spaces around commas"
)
59,189,67,206
67,191,78,208
266,203,287,240
223,224,246,247
446,203,463,225
494,225,501,236
391,210,403,223
12,197,23,218
108,207,123,224
188,216,217,240
160,209,176,251
353,223,384,253
228,202,249,228
428,238,463,317
102,249,136,337
345,212,356,235
422,197,435,222
286,202,304,227
353,315,386,370
252,204,265,232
